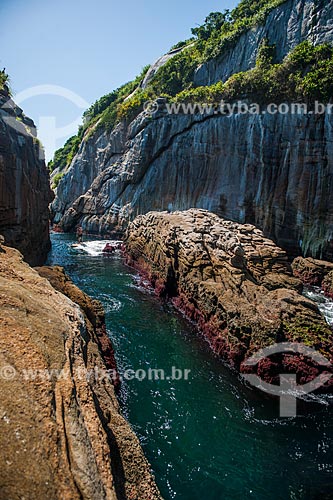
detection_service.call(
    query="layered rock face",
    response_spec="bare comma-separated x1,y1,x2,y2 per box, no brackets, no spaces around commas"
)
53,110,333,259
52,0,333,259
0,88,53,265
0,244,161,500
125,209,333,385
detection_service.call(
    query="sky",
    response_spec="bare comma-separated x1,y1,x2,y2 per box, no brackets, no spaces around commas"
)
0,0,237,161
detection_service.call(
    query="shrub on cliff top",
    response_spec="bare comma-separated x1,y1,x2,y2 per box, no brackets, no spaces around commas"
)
0,70,10,93
149,0,287,97
49,0,303,170
191,12,231,41
172,41,333,107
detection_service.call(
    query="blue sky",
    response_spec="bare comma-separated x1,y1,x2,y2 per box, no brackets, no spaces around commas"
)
0,0,237,160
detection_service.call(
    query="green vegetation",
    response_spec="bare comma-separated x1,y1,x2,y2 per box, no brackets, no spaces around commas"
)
82,65,150,133
191,11,231,41
52,172,64,189
83,65,150,123
171,41,333,106
50,0,289,172
0,69,10,93
148,0,287,96
50,0,333,175
170,40,193,51
49,66,150,173
284,316,332,354
48,135,80,173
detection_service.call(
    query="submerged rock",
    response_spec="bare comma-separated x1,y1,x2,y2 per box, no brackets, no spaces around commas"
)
124,209,333,387
0,245,162,500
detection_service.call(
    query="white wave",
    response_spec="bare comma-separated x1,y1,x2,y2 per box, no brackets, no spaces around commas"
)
303,287,333,326
71,240,122,257
99,294,123,312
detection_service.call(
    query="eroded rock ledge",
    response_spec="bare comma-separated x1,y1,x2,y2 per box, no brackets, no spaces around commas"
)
292,257,333,299
124,209,333,386
0,244,161,500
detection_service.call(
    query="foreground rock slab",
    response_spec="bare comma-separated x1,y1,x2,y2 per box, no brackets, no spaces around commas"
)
125,209,333,386
0,245,161,500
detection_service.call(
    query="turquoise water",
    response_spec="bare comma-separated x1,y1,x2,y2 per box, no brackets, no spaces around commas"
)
48,234,333,500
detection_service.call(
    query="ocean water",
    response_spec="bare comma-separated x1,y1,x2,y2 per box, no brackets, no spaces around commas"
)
47,234,333,500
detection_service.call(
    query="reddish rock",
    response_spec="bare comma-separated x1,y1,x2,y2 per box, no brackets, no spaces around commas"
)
125,209,333,388
292,256,333,299
51,224,64,233
322,271,333,299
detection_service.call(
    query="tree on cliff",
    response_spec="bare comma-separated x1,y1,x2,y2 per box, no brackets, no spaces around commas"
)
191,11,231,41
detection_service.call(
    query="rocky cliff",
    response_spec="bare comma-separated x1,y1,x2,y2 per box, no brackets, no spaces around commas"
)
52,0,333,259
0,243,161,500
0,88,53,265
194,0,333,86
124,209,333,386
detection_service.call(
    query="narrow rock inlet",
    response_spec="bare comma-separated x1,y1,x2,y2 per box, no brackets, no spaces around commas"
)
1,0,333,497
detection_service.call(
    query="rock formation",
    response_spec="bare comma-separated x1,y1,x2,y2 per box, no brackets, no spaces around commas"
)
0,88,53,265
0,243,161,500
193,0,333,86
52,0,333,259
35,265,121,392
124,209,333,386
293,256,333,298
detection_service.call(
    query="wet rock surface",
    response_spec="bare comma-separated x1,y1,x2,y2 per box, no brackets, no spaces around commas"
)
52,110,333,260
51,0,333,259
